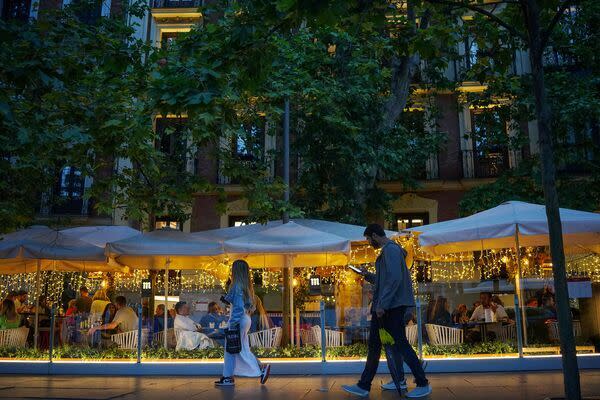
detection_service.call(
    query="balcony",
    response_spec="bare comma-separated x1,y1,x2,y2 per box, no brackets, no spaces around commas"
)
462,149,509,179
152,0,201,8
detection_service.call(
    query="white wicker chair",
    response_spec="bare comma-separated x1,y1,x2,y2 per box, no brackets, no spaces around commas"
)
406,324,418,346
496,323,517,342
153,328,176,348
425,323,463,345
111,329,148,350
248,327,282,349
548,320,582,342
311,325,344,347
300,328,319,346
0,327,29,347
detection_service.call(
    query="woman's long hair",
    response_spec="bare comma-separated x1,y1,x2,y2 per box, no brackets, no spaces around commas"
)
231,260,255,310
254,295,270,330
102,303,116,324
0,299,18,321
432,296,448,320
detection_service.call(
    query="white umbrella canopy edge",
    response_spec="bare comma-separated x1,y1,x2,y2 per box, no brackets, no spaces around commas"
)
61,226,141,248
106,228,224,269
408,201,600,256
191,218,402,244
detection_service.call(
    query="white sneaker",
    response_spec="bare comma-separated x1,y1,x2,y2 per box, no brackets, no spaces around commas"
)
406,384,432,398
341,384,369,397
214,377,235,387
381,379,408,390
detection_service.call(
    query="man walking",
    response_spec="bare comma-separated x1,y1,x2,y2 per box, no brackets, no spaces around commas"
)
342,224,431,398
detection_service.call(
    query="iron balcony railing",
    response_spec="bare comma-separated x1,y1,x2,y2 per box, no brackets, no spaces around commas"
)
152,0,201,8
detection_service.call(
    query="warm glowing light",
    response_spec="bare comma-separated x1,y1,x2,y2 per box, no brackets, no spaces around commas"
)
501,256,509,264
292,278,298,287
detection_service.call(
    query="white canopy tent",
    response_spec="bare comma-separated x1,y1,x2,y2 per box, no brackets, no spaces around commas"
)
407,201,600,256
0,226,127,275
0,225,134,348
192,219,402,267
407,200,600,346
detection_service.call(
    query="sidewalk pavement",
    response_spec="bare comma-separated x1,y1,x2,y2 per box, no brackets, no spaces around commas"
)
0,371,598,399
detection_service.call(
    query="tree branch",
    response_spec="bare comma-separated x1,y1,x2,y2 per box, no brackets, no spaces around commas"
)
540,0,576,49
425,0,528,42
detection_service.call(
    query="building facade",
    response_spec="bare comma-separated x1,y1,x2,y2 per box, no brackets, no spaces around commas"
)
3,0,595,231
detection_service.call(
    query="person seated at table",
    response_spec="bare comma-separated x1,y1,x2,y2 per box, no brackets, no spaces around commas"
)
0,299,22,329
4,292,17,302
90,289,111,322
98,303,118,346
65,300,78,317
200,302,227,329
428,296,452,326
405,309,417,326
35,295,52,327
174,301,212,350
491,295,504,307
468,301,481,319
451,304,469,325
542,293,557,320
14,290,32,314
250,296,273,333
87,296,138,337
153,304,174,334
75,286,93,315
469,292,508,323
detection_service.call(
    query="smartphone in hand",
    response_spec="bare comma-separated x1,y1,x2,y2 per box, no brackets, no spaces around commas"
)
220,295,230,305
348,265,364,275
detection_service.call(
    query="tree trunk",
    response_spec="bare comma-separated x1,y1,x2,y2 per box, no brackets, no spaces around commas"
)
357,0,422,220
523,1,581,398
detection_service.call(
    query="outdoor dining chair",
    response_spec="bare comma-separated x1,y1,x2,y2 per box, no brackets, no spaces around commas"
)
111,329,148,350
496,323,517,342
300,328,319,346
311,325,344,347
425,323,463,346
406,324,418,346
547,320,582,343
249,327,282,349
153,328,176,348
0,327,29,347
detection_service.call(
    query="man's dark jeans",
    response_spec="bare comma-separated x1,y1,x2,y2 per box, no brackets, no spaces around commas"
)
357,306,428,392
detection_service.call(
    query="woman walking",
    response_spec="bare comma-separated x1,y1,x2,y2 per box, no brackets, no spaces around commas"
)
215,260,270,387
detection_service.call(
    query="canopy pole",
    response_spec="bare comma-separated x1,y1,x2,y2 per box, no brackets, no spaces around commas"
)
164,258,170,349
514,226,528,346
289,259,294,347
33,260,41,349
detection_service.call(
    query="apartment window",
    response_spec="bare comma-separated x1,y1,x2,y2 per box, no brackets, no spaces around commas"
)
395,212,429,231
228,216,256,227
465,36,479,69
155,117,189,172
155,218,182,230
234,122,264,161
52,166,85,214
161,31,181,48
1,0,32,20
71,0,102,24
471,111,509,178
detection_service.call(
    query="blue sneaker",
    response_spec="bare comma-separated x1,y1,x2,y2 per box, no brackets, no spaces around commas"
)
406,384,432,398
381,379,408,391
341,384,369,397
